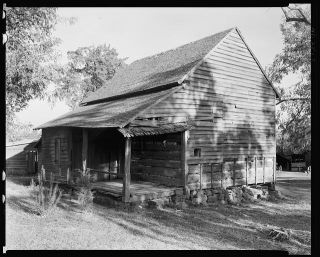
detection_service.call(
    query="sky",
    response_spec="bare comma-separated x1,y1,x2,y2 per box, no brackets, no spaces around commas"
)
16,7,289,127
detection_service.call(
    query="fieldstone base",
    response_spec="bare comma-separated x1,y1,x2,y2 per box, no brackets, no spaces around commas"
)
93,184,280,210
186,184,278,206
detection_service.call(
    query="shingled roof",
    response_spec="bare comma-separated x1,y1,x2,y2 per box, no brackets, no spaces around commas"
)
81,28,233,104
35,86,181,129
37,27,278,130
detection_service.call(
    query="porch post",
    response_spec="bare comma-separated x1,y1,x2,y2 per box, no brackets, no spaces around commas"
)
82,128,88,174
181,130,189,193
122,137,131,202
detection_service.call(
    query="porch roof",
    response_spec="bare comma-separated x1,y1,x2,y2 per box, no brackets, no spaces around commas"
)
118,122,193,137
35,86,181,129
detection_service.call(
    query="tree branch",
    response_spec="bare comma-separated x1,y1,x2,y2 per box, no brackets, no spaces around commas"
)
276,97,310,105
281,6,311,25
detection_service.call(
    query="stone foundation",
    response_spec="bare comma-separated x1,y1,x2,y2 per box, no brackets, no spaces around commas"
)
185,184,276,206
93,184,279,210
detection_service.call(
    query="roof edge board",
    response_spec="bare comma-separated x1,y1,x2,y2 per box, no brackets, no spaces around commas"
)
234,27,281,99
81,82,180,106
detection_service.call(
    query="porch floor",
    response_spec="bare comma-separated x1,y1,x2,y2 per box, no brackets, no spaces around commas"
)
91,179,179,202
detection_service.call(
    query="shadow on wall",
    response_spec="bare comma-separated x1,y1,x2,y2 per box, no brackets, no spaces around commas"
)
172,58,275,177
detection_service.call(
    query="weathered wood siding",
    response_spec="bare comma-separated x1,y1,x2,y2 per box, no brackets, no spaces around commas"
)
39,127,71,180
131,133,182,186
6,145,37,175
136,29,276,189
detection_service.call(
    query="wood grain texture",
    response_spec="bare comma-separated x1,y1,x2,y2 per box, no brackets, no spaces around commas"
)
122,137,131,202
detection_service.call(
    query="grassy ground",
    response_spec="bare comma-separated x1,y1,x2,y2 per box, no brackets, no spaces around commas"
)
4,172,311,252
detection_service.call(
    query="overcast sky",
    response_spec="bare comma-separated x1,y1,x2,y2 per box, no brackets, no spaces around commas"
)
17,7,288,126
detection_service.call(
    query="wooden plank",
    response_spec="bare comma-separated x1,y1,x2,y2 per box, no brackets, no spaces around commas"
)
122,137,131,203
181,130,188,192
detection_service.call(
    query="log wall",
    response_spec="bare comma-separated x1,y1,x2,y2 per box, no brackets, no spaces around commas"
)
131,133,182,186
136,29,276,189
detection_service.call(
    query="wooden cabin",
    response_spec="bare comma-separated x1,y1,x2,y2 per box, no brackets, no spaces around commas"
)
6,138,40,176
36,27,279,202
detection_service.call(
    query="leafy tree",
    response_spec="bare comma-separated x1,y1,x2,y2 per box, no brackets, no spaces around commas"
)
267,4,311,154
50,44,127,109
6,118,41,143
5,7,74,141
6,7,61,114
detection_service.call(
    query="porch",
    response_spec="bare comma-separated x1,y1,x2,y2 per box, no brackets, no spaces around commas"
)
67,122,191,203
91,179,178,203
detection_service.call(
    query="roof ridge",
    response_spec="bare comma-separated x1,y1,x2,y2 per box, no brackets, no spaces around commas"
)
82,27,235,104
129,27,235,65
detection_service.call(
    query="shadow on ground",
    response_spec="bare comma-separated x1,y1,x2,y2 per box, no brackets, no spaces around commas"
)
6,174,311,252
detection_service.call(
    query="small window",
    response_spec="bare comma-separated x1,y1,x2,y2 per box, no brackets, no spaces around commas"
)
54,138,61,163
194,148,201,157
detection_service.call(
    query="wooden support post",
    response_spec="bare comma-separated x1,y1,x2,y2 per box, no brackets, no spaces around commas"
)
233,158,236,186
67,168,70,184
122,137,131,203
199,163,202,190
221,162,224,189
210,163,213,189
273,156,276,184
109,152,111,181
245,157,248,186
254,157,257,186
263,157,265,184
181,130,188,193
82,128,88,175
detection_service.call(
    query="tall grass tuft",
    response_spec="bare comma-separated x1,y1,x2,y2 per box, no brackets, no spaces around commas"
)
77,169,94,211
34,166,62,216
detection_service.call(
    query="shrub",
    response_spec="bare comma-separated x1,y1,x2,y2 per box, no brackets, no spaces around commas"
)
34,166,62,216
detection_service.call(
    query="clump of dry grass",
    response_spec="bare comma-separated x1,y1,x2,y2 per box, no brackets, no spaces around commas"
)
31,166,62,216
77,169,94,211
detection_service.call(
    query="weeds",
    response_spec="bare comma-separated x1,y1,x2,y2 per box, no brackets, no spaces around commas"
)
33,166,62,216
77,169,94,211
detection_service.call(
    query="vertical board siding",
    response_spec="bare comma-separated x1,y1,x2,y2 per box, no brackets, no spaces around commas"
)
39,127,71,180
136,29,276,189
